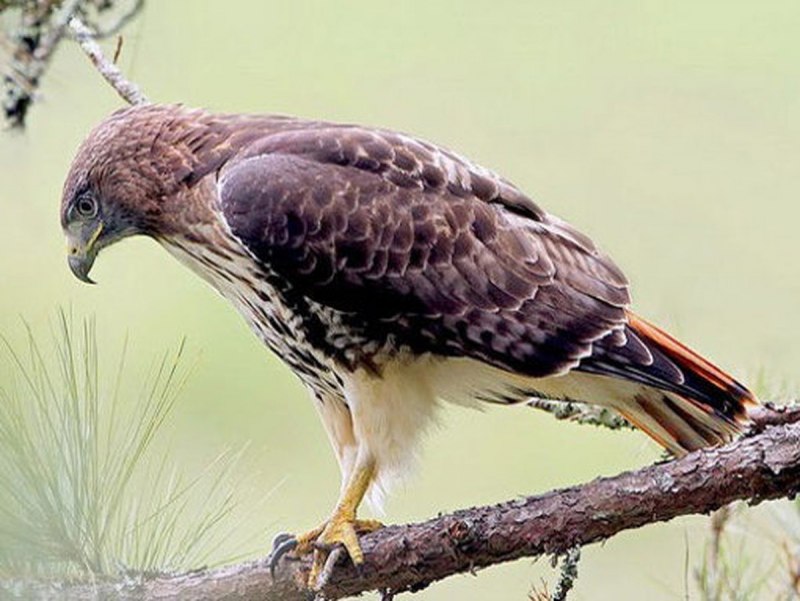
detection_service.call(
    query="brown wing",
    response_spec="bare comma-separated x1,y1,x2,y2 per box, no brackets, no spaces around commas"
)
217,125,630,377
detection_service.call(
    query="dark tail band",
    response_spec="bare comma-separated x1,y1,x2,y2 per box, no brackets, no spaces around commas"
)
579,311,759,454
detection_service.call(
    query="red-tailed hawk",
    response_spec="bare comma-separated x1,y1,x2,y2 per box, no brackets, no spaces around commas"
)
61,104,758,585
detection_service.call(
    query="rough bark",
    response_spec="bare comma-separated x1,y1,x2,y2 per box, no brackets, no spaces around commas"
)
9,403,800,600
68,16,147,105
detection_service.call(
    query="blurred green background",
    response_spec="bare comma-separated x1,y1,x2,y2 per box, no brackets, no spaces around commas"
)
2,0,798,598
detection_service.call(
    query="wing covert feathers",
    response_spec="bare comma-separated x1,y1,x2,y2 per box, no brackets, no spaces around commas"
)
219,149,629,377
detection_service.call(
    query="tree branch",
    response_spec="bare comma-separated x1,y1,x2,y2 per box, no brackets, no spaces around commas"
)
1,0,146,126
2,0,83,127
68,15,146,105
10,403,800,600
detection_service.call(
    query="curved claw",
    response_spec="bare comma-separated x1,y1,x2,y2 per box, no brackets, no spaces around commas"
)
267,519,383,587
268,532,298,578
307,518,383,586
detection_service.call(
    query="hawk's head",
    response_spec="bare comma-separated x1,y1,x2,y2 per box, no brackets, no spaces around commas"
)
61,104,246,283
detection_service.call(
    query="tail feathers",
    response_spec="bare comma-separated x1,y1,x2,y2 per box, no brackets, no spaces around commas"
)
612,389,743,456
581,311,759,455
628,312,757,411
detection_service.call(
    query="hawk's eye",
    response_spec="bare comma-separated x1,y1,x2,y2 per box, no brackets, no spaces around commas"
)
74,194,98,219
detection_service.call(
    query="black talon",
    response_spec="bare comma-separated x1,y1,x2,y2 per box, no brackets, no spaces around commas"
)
268,532,298,578
352,558,366,578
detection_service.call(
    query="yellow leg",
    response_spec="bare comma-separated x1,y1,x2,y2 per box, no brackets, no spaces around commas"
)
292,455,383,587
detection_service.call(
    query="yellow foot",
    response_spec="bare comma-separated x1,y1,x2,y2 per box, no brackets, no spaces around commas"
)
268,517,382,588
307,516,382,587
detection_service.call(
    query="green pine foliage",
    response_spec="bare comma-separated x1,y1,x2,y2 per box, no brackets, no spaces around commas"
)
697,502,800,600
0,312,244,581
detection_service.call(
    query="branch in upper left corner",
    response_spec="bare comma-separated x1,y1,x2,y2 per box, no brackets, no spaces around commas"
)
1,0,145,128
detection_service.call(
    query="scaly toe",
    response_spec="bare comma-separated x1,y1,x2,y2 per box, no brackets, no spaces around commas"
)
353,518,383,534
306,517,384,588
292,523,325,556
315,517,363,562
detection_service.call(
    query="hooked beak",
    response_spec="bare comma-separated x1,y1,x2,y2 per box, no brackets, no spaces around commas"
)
66,222,103,284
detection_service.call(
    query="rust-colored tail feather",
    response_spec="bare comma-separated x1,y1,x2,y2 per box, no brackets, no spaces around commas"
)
627,312,758,412
581,311,759,455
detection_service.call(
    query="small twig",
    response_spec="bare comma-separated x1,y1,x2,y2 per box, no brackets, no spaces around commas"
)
529,582,553,601
697,505,732,601
526,397,634,430
112,35,122,64
781,539,800,595
552,547,581,601
68,15,147,105
709,506,731,575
